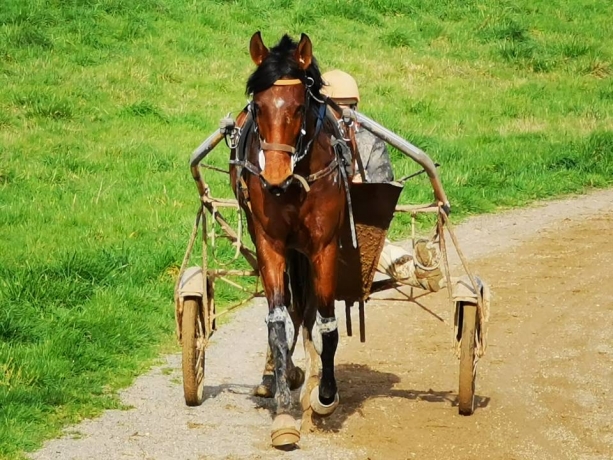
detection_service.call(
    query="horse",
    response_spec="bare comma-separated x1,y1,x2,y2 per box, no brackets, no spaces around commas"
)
229,32,351,447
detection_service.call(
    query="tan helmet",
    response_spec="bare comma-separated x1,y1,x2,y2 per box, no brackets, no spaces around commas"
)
321,69,360,104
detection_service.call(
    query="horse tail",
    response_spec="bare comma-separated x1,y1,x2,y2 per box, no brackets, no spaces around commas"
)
286,250,315,331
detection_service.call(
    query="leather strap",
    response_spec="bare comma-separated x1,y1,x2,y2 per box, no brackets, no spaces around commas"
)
305,158,338,182
260,141,296,154
273,79,302,86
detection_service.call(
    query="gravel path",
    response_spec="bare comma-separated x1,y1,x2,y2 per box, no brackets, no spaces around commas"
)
31,189,613,460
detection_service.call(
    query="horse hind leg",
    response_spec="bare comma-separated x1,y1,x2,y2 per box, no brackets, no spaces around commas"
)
308,243,340,416
309,312,340,415
254,345,276,398
286,251,308,390
300,320,321,412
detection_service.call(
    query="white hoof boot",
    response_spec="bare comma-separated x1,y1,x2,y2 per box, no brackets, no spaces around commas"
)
310,385,339,416
271,414,300,447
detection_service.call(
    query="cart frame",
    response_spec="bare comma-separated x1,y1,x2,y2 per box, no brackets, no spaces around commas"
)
174,107,489,415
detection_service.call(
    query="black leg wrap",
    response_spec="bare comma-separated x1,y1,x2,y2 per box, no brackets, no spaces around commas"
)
268,320,291,412
319,329,339,405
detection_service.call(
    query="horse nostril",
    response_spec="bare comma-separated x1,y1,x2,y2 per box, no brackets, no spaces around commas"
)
269,186,283,196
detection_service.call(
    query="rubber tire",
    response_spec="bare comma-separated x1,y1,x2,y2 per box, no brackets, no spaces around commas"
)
182,298,205,406
458,303,477,416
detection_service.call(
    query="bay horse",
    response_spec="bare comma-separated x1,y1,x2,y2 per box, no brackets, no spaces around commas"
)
230,32,349,447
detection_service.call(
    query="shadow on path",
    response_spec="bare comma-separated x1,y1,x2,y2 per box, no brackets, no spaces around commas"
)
203,364,489,433
310,363,490,432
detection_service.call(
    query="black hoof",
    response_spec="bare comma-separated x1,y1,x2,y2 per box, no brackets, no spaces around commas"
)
289,367,305,390
254,374,275,398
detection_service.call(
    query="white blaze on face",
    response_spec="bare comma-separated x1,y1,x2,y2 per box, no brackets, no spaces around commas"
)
273,97,285,109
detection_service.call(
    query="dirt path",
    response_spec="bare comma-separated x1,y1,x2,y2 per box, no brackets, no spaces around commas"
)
31,190,613,460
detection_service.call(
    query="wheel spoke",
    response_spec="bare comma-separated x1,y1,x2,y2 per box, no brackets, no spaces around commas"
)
196,349,204,369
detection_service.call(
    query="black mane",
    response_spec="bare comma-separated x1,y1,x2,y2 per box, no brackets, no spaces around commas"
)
246,34,323,97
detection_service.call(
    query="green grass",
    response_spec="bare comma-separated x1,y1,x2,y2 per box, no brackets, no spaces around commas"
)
0,0,612,458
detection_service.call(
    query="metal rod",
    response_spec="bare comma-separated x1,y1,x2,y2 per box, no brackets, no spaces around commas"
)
190,130,225,188
188,129,259,271
201,207,210,336
209,276,217,331
209,269,259,277
395,204,440,214
174,207,203,341
212,291,265,319
202,196,240,206
398,163,440,183
354,111,450,210
204,208,258,270
201,164,230,175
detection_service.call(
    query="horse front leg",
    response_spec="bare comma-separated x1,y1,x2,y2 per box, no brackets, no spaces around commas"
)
308,242,340,416
256,236,301,447
255,319,304,398
255,257,305,399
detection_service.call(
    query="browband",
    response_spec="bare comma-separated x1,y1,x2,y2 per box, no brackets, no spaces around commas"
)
273,79,303,86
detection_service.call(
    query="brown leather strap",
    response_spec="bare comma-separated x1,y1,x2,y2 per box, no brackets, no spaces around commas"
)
306,158,338,182
273,79,302,86
260,141,296,154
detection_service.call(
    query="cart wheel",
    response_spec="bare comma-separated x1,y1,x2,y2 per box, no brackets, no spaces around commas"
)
182,297,206,406
458,303,477,416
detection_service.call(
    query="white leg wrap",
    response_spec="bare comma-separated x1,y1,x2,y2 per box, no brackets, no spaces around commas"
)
266,306,294,343
312,311,337,356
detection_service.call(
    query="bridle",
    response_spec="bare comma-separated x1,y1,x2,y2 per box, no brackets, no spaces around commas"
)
247,76,327,174
244,77,330,185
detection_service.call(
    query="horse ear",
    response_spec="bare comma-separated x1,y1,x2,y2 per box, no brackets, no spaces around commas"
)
294,33,312,70
249,31,269,66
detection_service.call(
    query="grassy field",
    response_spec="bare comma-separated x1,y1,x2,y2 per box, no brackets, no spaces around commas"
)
1,0,612,458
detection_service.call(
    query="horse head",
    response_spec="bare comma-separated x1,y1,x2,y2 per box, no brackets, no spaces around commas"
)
246,32,324,195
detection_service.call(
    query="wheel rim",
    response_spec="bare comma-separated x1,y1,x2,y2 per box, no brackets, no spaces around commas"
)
458,303,477,415
182,298,206,406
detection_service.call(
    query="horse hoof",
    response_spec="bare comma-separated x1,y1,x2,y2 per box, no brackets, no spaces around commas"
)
309,386,339,416
271,414,300,448
289,367,305,390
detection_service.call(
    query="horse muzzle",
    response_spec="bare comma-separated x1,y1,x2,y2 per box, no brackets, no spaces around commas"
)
259,174,294,196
